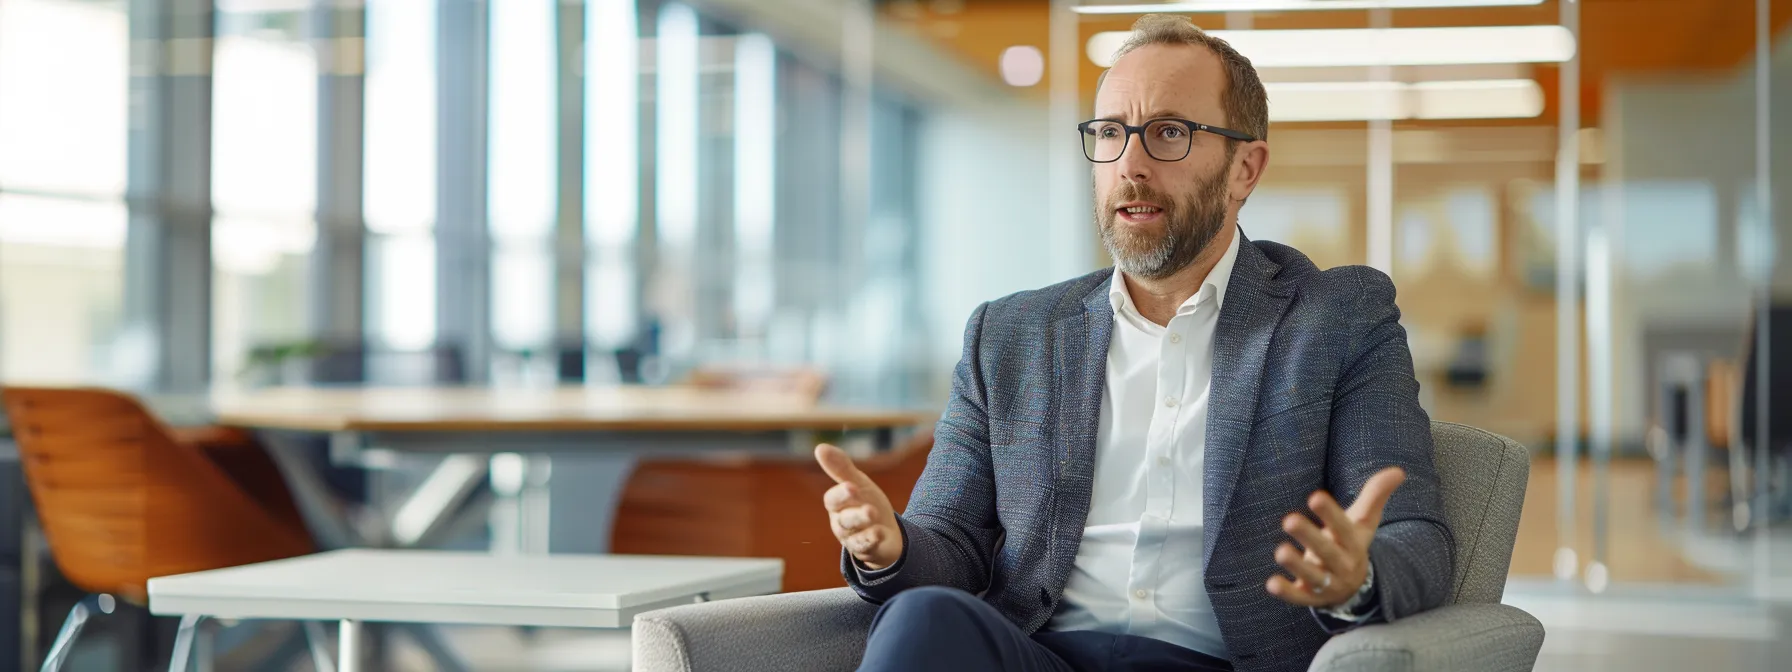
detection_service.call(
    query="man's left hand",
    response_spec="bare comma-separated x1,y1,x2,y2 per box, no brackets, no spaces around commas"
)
1266,466,1407,608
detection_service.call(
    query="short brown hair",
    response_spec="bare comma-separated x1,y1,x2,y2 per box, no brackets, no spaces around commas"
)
1097,14,1269,143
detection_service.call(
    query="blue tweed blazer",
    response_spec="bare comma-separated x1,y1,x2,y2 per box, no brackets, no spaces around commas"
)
845,233,1454,672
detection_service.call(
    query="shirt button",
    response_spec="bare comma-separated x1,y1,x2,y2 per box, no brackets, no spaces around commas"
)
1169,333,1182,344
1158,455,1171,466
1134,589,1150,599
1164,396,1178,408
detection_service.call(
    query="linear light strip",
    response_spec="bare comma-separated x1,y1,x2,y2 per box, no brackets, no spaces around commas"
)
1072,0,1544,14
1088,25,1574,68
1265,79,1544,121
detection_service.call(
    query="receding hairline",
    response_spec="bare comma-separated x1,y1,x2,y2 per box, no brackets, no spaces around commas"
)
1092,15,1270,142
1091,42,1226,113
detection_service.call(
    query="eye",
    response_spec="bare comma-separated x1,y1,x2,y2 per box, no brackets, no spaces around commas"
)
1097,125,1121,139
1156,124,1186,140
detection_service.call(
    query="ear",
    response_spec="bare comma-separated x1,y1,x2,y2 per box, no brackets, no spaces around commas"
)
1227,140,1270,203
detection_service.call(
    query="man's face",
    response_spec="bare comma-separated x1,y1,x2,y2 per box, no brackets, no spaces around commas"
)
1093,43,1238,280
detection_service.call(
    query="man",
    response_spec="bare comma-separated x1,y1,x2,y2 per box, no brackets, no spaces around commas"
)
813,14,1452,672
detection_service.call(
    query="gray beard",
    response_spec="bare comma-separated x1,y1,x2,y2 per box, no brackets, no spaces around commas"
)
1099,198,1226,280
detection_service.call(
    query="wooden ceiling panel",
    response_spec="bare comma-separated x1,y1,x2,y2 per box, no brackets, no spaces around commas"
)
878,0,1791,127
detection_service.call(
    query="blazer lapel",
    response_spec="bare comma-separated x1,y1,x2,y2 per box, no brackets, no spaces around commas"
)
1047,277,1115,558
1203,234,1293,567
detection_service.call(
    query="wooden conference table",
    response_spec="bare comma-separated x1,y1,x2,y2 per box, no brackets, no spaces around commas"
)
209,385,934,550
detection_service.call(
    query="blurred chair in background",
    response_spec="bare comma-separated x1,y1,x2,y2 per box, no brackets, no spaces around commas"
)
611,427,933,593
0,387,324,672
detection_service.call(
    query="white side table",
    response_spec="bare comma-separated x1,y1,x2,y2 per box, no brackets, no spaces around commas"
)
149,549,782,672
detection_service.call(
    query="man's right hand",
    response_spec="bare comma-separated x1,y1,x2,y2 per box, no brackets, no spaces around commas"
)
816,443,903,570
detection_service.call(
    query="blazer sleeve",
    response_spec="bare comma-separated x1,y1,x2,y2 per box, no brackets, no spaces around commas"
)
1322,268,1455,627
843,303,1005,603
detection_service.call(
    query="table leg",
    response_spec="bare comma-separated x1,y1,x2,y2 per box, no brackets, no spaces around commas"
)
257,432,365,549
338,620,361,672
193,620,213,672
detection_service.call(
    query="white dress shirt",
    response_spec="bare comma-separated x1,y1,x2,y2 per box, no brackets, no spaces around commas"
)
1044,232,1241,658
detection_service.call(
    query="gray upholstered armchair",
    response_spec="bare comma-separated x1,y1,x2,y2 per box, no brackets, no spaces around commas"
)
632,421,1545,671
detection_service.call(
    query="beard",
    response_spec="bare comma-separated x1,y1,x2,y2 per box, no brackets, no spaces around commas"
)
1096,163,1231,280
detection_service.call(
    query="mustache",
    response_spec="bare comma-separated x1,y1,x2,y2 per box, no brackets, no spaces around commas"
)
1103,183,1173,213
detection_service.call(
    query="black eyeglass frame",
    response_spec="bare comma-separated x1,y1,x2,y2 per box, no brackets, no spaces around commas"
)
1077,118,1257,163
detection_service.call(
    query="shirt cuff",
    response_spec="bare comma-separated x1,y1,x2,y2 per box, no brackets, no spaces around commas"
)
1317,561,1378,623
845,516,910,586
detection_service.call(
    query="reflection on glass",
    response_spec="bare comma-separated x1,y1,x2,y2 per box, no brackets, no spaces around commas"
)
489,0,557,351
585,0,639,351
212,4,319,381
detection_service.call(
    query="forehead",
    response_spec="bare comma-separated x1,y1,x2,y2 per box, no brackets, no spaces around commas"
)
1095,42,1227,121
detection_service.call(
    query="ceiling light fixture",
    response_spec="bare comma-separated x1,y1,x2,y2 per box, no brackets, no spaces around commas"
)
1265,79,1544,121
1071,0,1544,14
1087,25,1574,68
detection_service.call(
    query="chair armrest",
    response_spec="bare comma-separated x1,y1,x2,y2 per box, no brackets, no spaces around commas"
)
633,587,877,672
1310,603,1544,672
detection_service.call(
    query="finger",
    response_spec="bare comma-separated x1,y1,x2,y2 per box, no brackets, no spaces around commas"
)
1283,513,1351,572
1266,574,1325,607
823,483,866,513
1274,542,1329,589
1304,491,1354,555
1307,490,1355,546
1347,466,1408,529
843,526,886,555
835,503,880,532
815,443,873,488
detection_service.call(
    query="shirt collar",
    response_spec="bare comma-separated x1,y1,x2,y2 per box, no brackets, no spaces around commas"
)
1108,227,1242,319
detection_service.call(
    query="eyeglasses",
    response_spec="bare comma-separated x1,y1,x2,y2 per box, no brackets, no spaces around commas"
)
1078,118,1256,163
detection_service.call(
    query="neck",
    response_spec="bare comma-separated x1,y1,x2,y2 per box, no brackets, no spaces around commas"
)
1121,223,1236,327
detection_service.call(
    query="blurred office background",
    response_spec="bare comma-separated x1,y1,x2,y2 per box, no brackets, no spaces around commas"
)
1,0,1790,669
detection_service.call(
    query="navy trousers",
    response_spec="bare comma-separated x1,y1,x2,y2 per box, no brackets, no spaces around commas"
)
859,586,1234,672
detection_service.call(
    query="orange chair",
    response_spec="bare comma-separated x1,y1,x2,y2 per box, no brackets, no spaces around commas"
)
611,428,934,593
1,387,317,671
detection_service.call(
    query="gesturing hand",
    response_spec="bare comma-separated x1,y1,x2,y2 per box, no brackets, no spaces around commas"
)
1266,466,1406,608
816,443,904,570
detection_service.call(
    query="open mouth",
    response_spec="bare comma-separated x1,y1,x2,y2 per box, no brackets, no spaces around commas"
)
1115,202,1165,223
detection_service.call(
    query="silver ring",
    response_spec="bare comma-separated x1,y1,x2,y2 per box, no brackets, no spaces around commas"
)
1314,572,1333,594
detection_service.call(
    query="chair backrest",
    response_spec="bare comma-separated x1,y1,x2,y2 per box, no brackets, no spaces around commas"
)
0,387,313,599
612,428,934,593
1430,421,1530,605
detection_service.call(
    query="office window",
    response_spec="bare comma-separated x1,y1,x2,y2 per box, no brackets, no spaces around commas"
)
584,0,641,354
0,0,130,383
489,0,557,354
212,4,319,381
364,0,439,351
0,0,127,197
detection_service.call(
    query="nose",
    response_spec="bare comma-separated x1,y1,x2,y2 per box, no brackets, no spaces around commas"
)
1113,134,1152,184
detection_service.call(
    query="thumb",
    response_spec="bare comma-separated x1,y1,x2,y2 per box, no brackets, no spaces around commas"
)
815,443,872,488
1349,466,1407,528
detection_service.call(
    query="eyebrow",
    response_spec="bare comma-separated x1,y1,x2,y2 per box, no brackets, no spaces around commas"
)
1092,110,1197,122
